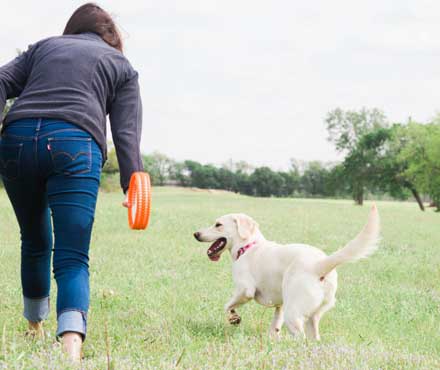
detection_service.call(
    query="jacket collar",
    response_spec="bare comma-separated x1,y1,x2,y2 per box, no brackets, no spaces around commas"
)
81,32,103,41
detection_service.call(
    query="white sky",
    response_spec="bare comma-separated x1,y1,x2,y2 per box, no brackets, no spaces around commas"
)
1,1,439,169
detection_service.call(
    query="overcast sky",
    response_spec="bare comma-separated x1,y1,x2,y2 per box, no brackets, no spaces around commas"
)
1,1,439,169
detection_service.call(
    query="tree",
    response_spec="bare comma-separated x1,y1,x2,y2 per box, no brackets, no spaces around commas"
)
142,151,174,186
234,160,254,174
250,167,285,197
180,161,220,189
169,161,190,187
339,129,393,205
193,164,219,189
216,167,236,191
370,125,425,211
234,171,253,195
397,122,440,211
102,145,119,174
326,164,351,198
279,170,300,197
325,108,388,204
325,107,388,152
300,161,331,197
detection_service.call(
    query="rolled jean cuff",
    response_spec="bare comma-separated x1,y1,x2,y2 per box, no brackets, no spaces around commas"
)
56,310,87,340
23,296,50,322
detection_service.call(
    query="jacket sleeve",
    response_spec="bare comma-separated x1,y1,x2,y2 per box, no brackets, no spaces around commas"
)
0,51,29,121
109,69,144,193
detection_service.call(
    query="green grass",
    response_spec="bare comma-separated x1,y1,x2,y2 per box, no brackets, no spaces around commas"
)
0,187,439,369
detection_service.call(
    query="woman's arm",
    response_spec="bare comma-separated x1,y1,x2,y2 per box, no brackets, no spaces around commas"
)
109,70,144,193
0,52,29,120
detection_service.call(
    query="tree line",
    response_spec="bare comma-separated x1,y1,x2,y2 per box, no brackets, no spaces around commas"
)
105,107,439,211
103,146,345,198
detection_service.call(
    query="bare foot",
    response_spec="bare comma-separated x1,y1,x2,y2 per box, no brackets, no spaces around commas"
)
61,332,83,363
26,321,45,339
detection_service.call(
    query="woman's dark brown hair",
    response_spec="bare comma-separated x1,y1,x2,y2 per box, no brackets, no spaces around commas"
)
63,3,123,52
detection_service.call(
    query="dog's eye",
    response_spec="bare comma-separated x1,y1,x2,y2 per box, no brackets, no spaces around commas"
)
215,223,223,228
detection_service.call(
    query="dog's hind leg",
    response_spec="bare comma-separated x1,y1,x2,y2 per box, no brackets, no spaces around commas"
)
306,297,336,340
282,270,324,340
269,306,284,338
284,314,305,339
305,316,320,340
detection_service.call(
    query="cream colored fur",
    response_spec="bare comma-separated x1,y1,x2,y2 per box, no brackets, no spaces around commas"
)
194,205,380,340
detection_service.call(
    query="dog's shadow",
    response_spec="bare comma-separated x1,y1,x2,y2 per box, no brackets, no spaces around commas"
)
184,317,264,341
184,318,231,339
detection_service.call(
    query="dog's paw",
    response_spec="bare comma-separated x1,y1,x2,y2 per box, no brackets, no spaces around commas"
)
269,328,281,340
228,313,241,325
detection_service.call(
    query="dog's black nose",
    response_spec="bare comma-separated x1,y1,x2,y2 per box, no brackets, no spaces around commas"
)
194,232,201,241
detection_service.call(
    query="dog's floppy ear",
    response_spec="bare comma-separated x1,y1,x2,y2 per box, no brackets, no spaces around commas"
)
233,214,258,240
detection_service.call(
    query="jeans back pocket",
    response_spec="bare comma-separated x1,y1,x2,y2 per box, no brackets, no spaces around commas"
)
0,141,23,181
48,137,92,175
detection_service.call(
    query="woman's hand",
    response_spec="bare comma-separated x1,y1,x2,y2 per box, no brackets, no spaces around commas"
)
122,194,129,208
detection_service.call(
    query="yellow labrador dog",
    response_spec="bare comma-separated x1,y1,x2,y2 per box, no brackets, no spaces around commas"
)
194,205,380,340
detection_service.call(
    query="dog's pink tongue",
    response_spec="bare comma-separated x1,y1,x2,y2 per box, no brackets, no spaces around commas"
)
207,239,224,261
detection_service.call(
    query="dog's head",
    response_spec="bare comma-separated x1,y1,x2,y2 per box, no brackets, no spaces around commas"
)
194,213,259,261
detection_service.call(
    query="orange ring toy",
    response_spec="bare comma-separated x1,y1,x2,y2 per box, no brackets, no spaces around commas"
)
127,172,152,230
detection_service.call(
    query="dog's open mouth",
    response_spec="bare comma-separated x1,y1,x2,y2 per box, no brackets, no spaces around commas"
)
207,238,227,261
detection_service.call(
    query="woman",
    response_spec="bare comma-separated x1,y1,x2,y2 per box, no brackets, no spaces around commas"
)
0,3,143,361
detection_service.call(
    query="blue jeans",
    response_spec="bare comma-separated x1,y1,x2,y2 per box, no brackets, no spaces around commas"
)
0,118,102,339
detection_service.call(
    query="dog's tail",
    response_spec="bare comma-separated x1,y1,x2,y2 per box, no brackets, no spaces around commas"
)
315,204,380,278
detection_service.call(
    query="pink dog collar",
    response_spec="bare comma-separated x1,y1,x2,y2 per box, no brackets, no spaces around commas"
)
236,241,257,260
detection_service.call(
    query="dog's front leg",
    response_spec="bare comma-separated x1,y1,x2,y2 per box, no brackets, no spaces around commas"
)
224,285,256,325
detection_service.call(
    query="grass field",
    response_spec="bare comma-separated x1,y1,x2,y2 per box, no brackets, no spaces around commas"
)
0,187,439,369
